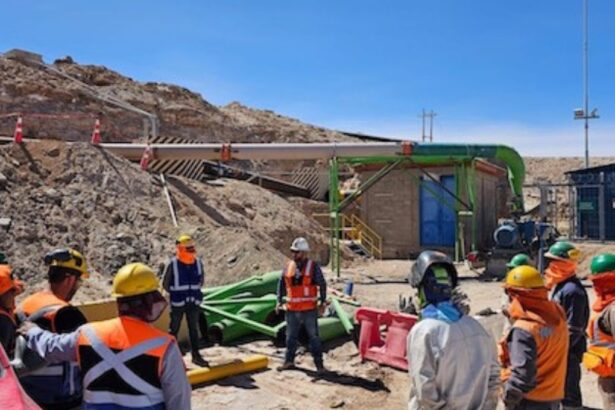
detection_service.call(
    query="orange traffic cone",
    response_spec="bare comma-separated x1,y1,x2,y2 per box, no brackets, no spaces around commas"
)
91,118,101,144
140,145,153,170
13,116,23,144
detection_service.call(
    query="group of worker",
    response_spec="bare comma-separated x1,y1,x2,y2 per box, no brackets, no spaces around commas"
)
407,242,615,410
0,234,328,409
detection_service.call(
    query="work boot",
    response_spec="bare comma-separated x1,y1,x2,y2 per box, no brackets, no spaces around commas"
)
276,362,295,371
315,364,327,377
192,353,209,367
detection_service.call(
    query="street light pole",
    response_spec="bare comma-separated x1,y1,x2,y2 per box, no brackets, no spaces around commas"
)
574,0,598,168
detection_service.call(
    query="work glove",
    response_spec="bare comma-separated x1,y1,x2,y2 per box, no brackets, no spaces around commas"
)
317,302,328,317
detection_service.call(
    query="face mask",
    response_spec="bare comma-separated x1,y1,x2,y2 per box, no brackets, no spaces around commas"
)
177,246,197,264
146,299,168,323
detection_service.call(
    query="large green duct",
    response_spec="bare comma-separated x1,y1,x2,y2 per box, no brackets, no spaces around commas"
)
410,143,525,211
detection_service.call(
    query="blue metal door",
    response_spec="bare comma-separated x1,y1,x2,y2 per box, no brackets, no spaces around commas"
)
420,175,456,246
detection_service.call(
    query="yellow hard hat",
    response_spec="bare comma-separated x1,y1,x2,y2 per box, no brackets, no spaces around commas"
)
112,263,159,298
505,265,545,289
176,234,193,246
44,248,89,279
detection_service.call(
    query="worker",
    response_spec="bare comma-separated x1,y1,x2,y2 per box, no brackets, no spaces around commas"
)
583,253,615,409
0,263,24,355
407,250,499,410
20,262,191,409
507,253,532,271
276,237,327,375
162,234,207,367
500,265,569,410
544,241,589,410
17,248,88,410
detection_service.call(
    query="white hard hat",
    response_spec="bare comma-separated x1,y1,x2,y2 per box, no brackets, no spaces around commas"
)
290,237,310,252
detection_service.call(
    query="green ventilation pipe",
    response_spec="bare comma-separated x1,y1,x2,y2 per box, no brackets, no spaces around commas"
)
208,295,279,344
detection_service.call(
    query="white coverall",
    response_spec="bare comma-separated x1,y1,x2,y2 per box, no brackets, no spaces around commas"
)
407,315,500,410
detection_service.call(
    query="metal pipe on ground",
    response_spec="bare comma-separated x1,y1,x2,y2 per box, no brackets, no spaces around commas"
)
187,355,269,386
203,271,281,301
330,298,355,335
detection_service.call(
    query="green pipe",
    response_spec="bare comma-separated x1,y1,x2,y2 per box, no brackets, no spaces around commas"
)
204,298,277,306
203,271,281,301
208,295,278,344
317,317,348,342
330,298,354,334
202,304,279,338
203,303,244,326
331,296,361,307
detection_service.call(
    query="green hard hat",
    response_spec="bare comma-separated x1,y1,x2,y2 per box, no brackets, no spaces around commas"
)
507,253,531,269
591,253,615,275
545,241,580,261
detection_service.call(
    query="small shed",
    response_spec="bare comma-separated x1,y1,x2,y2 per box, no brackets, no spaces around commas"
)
566,163,615,240
353,160,510,259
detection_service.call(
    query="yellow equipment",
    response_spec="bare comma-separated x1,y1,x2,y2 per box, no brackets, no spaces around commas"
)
187,355,269,386
112,263,159,298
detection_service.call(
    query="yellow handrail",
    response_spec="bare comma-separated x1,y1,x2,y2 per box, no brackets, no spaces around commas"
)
311,212,382,259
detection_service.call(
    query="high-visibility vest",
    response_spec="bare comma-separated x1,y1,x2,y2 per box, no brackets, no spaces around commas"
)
583,309,615,377
168,257,204,308
499,307,568,402
17,291,84,407
76,316,174,410
284,260,318,312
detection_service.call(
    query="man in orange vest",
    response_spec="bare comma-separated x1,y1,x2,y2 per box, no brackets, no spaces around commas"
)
16,248,88,410
583,253,615,409
20,262,191,410
276,237,327,375
0,262,24,355
499,265,569,410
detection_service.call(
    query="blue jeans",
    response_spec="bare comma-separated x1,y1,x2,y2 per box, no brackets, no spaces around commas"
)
285,309,323,367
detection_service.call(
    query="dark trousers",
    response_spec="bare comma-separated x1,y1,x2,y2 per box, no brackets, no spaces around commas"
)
510,400,560,410
562,352,583,408
284,309,323,367
599,376,615,410
169,304,202,354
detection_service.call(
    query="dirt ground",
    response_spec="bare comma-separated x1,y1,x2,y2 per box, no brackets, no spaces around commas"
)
184,248,611,410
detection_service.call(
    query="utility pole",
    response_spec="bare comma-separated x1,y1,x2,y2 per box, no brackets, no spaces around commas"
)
574,0,599,168
418,109,437,142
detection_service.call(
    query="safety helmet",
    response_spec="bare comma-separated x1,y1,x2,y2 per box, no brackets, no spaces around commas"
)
590,253,615,276
176,234,194,246
290,237,310,252
0,265,22,295
112,262,160,299
544,241,581,262
409,250,458,288
44,248,89,279
505,265,545,289
506,253,531,269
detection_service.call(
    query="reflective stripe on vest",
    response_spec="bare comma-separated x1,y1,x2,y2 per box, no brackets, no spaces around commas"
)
589,318,615,349
284,260,318,311
81,325,166,407
169,258,203,307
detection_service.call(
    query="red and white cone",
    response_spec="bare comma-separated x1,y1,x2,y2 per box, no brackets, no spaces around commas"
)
13,116,23,144
140,145,153,170
91,118,101,144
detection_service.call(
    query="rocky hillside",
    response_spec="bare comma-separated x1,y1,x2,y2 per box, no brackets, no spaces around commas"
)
0,51,353,145
0,141,329,301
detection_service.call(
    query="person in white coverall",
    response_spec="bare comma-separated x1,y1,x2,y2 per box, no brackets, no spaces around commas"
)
407,250,500,410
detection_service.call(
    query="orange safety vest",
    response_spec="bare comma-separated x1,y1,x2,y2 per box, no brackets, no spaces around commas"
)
499,305,568,402
284,260,318,312
17,291,68,332
76,316,174,410
583,309,615,377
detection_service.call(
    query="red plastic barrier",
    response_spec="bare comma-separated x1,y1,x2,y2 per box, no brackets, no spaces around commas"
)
355,307,418,371
0,345,41,409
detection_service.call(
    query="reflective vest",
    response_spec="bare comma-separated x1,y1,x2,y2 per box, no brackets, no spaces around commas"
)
17,291,83,407
284,260,318,312
76,316,174,410
499,309,568,402
583,310,615,377
169,257,203,308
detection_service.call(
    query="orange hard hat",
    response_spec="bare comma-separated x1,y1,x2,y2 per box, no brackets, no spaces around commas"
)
0,265,22,295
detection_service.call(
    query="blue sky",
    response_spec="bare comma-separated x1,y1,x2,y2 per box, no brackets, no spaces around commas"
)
2,1,614,156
